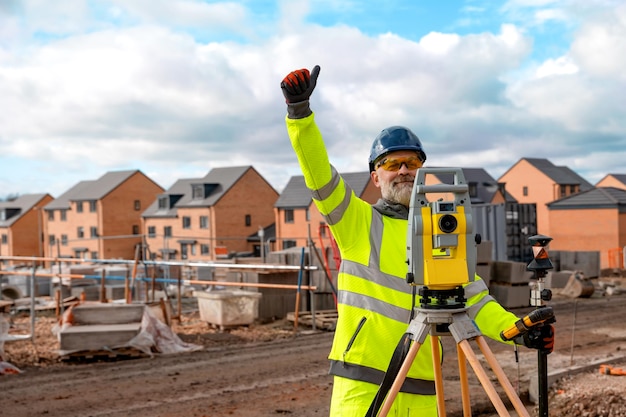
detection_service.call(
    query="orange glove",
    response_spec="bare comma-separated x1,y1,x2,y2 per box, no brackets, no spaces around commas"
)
280,65,321,103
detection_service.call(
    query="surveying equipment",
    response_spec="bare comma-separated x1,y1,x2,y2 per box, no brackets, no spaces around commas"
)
367,168,532,417
524,235,556,417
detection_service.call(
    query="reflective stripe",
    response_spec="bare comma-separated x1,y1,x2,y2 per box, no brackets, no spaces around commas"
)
467,295,495,319
329,360,436,395
311,166,340,201
342,260,413,294
323,184,353,226
369,210,383,268
339,290,411,323
464,278,488,299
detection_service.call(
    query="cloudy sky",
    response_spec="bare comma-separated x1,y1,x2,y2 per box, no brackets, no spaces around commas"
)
1,0,625,198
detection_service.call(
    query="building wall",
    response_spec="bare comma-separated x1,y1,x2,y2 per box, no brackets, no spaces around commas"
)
548,207,620,269
499,160,555,236
211,168,278,256
143,216,179,260
100,172,164,259
596,176,626,190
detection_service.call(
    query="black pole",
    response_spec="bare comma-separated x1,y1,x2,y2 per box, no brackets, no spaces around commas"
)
537,350,549,417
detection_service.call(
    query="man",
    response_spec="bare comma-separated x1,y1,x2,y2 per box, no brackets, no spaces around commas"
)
281,65,554,416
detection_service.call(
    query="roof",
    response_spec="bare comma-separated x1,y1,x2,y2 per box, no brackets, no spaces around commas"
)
142,166,253,217
0,194,50,227
431,167,505,204
275,171,372,209
44,170,143,210
547,187,626,211
523,158,593,191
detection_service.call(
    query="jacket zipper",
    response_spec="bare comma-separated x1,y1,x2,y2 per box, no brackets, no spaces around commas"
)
343,316,367,364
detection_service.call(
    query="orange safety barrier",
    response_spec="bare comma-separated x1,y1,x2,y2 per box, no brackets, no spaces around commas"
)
608,247,624,269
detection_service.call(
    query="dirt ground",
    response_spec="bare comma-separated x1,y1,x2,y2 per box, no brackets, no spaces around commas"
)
1,286,626,417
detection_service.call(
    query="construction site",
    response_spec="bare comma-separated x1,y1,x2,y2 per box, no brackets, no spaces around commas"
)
1,245,626,416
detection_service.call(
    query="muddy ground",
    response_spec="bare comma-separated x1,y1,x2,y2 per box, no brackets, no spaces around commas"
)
1,290,626,417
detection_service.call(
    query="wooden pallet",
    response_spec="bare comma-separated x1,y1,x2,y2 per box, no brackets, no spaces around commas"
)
286,309,337,331
60,346,149,362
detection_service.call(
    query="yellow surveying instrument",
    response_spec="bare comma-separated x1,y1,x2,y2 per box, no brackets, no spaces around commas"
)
367,167,534,417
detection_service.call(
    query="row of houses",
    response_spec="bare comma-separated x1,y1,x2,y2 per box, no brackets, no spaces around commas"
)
1,157,626,269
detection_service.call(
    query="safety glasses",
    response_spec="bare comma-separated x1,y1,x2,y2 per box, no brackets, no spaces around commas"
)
376,156,423,172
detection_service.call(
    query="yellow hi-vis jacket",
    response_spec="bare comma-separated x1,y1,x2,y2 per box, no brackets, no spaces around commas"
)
286,112,519,394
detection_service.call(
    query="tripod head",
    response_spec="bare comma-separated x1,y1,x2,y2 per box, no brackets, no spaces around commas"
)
406,168,477,291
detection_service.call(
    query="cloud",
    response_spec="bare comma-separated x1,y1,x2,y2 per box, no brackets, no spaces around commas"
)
0,0,625,198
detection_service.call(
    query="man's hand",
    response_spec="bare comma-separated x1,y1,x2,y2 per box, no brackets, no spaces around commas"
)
515,324,555,354
281,65,321,103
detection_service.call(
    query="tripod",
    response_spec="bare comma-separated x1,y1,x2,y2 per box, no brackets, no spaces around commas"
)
375,287,530,417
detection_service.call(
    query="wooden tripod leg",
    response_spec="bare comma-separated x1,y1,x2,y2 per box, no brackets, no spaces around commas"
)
378,340,423,417
431,335,446,416
476,336,531,417
457,339,511,416
456,344,472,417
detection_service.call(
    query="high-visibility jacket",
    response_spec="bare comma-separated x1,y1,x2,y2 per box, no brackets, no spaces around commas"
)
286,112,519,393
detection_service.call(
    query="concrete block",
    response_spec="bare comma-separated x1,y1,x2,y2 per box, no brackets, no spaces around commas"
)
59,323,141,351
489,283,530,308
475,263,492,287
72,304,145,325
553,251,600,278
476,240,493,264
492,261,531,284
546,270,575,289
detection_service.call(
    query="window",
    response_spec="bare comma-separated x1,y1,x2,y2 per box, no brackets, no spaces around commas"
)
468,182,478,198
181,243,188,260
192,184,205,200
61,235,68,246
570,185,578,194
305,208,310,222
77,227,84,238
245,214,251,227
164,226,172,237
283,240,297,249
91,251,98,259
191,244,197,256
182,216,191,229
201,244,210,255
1,234,6,244
89,200,97,212
76,201,83,213
134,200,141,211
60,210,67,221
523,186,528,197
148,226,156,238
284,209,294,224
48,210,54,221
199,216,209,229
48,235,56,245
158,197,168,210
132,225,140,235
90,227,98,238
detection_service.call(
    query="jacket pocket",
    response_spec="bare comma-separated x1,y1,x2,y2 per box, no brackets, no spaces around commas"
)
343,316,367,362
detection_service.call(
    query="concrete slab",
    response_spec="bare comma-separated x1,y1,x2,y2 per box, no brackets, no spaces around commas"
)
59,323,141,351
72,304,145,325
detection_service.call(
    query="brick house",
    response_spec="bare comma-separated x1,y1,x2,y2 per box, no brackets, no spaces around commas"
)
547,187,626,269
596,174,626,190
142,166,278,261
43,170,163,260
274,172,379,250
498,158,593,237
0,194,54,265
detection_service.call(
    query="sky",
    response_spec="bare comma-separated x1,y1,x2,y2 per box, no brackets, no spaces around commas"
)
1,0,625,199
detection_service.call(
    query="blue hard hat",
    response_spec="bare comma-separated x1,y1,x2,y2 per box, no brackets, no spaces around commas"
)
368,126,427,172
